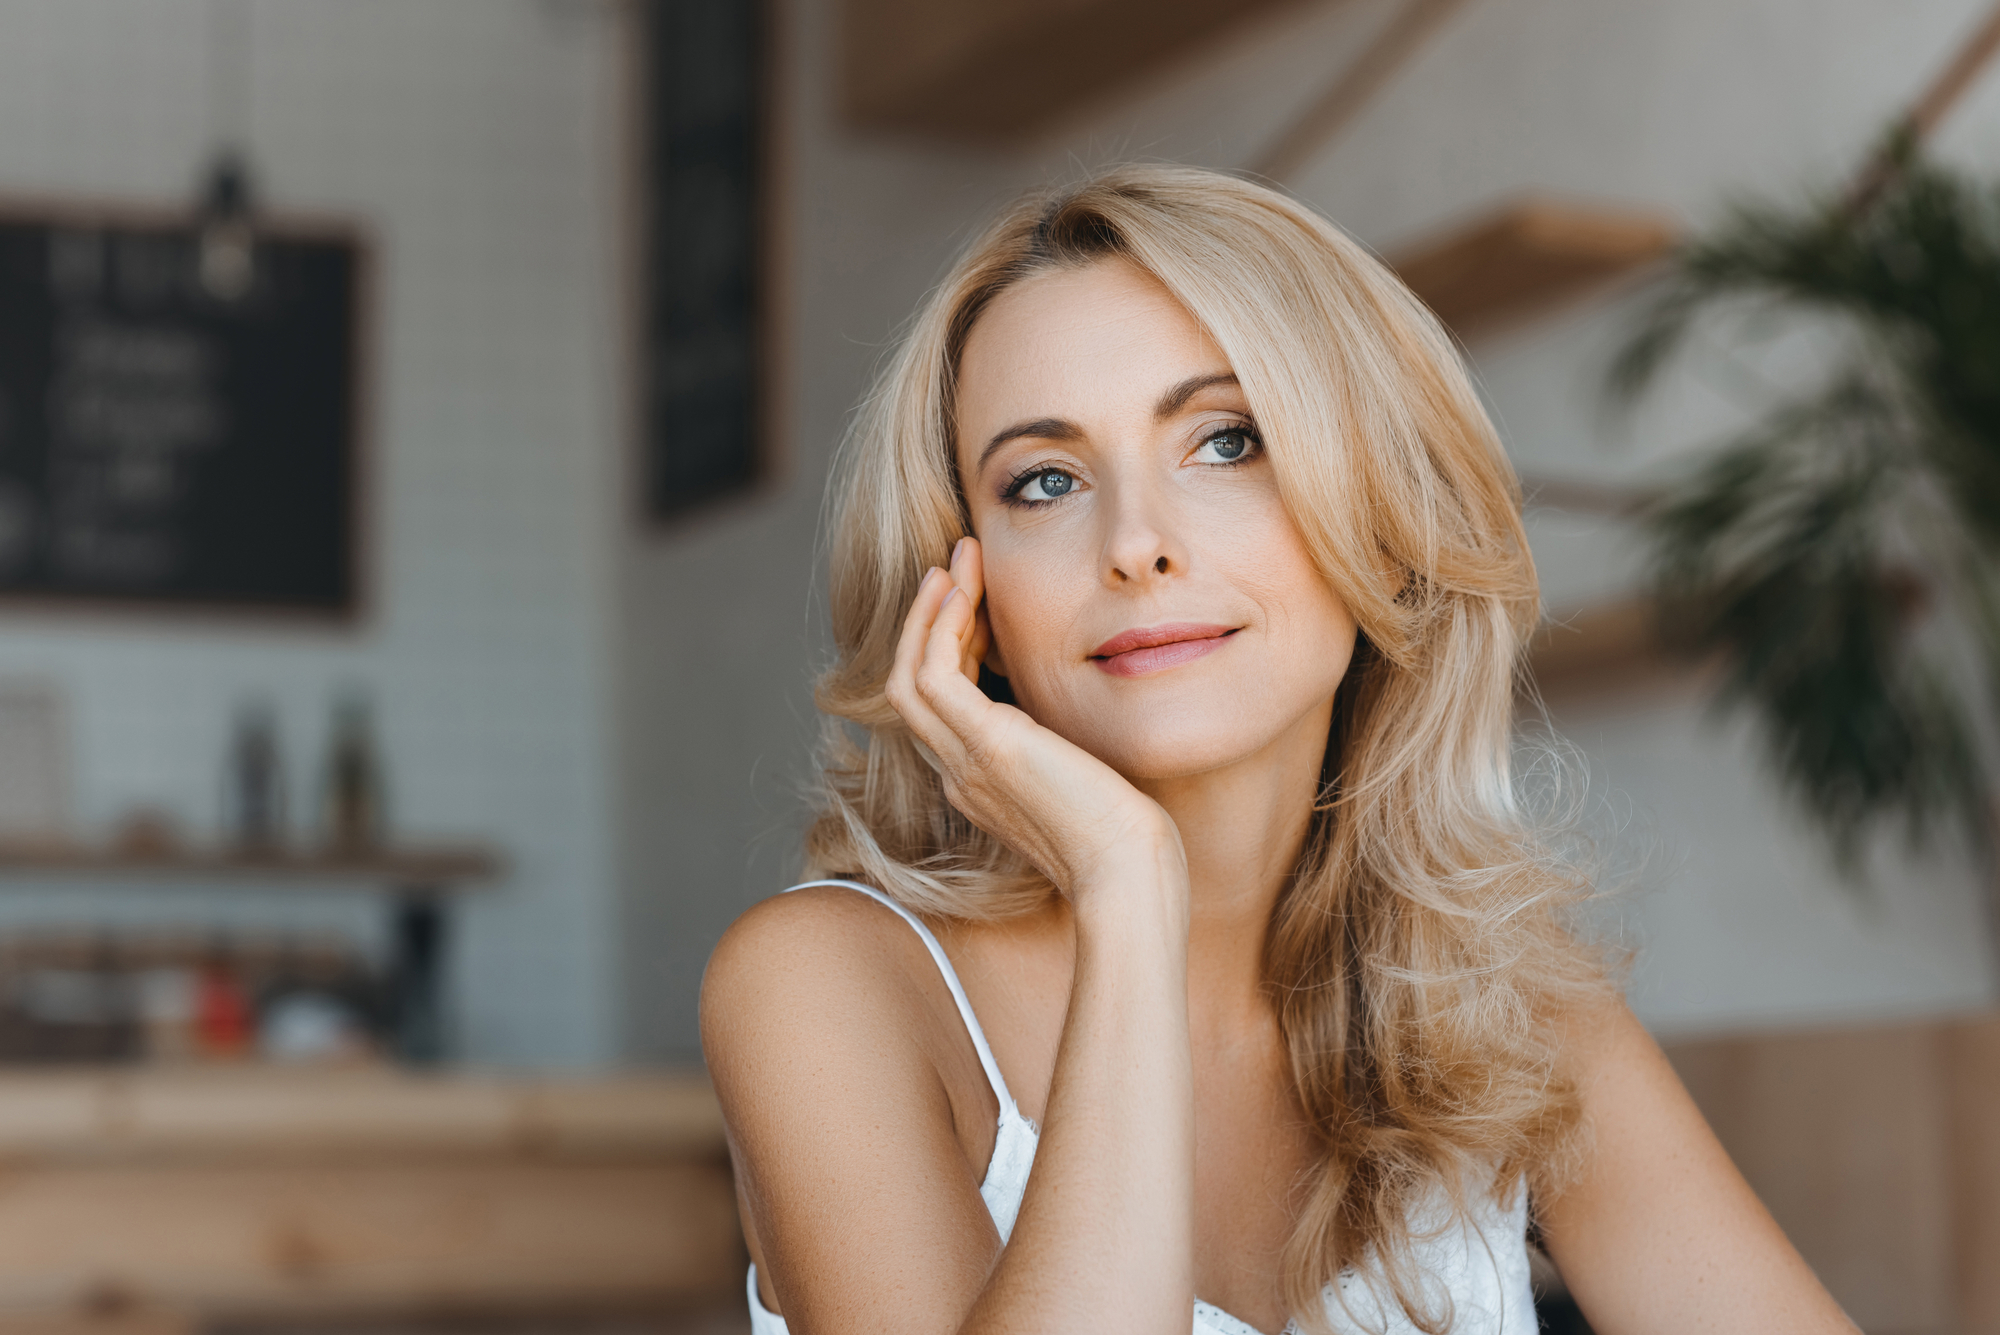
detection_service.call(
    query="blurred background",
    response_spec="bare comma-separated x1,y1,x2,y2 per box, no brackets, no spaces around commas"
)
0,0,1991,1332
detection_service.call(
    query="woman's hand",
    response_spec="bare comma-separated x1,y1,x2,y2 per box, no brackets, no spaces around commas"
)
710,535,1198,1335
885,537,1182,899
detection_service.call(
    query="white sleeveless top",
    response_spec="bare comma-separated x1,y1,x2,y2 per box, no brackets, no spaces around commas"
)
746,880,1537,1335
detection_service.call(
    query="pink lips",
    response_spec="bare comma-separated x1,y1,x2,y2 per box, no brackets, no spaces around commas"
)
1089,623,1238,678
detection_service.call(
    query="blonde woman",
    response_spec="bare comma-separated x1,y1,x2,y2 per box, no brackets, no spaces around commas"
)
702,166,1851,1335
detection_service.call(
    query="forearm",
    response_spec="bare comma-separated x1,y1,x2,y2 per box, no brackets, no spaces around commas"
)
1542,1002,1856,1334
961,846,1194,1335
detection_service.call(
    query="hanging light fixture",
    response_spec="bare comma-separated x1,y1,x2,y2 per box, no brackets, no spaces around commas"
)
197,149,256,302
196,0,257,302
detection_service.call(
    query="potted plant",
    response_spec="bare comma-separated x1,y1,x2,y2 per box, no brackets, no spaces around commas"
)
1611,143,2000,867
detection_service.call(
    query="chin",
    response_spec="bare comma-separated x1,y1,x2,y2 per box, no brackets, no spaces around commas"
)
1034,691,1304,783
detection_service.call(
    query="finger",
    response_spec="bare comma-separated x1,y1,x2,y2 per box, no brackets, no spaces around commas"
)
947,536,984,603
891,566,950,683
916,584,1000,739
947,538,989,681
887,568,960,748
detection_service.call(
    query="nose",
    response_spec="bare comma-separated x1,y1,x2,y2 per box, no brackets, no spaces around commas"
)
1100,481,1186,587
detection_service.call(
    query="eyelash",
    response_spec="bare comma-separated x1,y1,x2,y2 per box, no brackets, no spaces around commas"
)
998,421,1263,510
1192,422,1263,466
999,460,1072,508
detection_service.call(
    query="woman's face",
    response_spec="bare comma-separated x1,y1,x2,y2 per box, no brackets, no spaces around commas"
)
954,258,1359,782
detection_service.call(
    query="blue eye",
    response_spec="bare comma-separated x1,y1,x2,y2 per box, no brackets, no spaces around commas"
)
1192,427,1257,464
1006,468,1075,504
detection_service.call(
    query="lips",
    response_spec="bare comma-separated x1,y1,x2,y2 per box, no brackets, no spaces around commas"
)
1089,623,1238,678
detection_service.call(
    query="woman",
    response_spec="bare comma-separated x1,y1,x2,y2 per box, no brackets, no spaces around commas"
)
702,165,1851,1335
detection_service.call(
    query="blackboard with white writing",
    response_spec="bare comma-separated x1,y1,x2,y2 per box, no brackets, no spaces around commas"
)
0,210,362,613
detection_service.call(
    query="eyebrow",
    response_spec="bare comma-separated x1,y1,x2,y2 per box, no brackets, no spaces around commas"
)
973,372,1243,475
1154,371,1240,417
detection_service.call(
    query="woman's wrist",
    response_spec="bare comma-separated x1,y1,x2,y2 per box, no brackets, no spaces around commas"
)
1068,820,1189,940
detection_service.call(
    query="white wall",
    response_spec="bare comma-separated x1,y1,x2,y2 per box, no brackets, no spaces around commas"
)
12,0,1977,1065
0,0,630,1065
619,0,2000,1057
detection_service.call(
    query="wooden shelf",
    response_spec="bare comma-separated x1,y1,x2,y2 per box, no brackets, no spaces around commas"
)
0,843,502,1065
1521,594,1717,704
0,842,500,888
1524,595,1662,696
841,0,1305,141
1389,198,1678,339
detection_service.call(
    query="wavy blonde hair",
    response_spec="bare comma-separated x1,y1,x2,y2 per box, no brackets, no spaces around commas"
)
805,164,1602,1333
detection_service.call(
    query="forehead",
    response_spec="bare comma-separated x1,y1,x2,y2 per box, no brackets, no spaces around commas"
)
956,259,1228,424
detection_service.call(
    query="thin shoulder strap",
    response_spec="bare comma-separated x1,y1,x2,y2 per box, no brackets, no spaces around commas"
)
784,878,1019,1114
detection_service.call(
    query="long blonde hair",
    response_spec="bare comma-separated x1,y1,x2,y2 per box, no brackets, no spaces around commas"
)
806,164,1601,1333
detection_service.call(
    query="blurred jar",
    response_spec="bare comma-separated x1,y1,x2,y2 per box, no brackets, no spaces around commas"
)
321,690,386,854
224,699,287,854
259,990,369,1064
135,966,198,1062
194,957,255,1061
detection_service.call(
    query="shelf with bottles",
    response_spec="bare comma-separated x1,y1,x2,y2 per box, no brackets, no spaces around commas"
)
0,927,390,1067
0,837,500,886
0,830,496,1066
0,689,500,1063
0,686,500,888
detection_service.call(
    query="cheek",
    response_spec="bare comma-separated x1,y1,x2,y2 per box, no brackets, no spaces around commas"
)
1231,499,1359,672
1285,584,1360,691
980,551,1072,679
979,542,1083,688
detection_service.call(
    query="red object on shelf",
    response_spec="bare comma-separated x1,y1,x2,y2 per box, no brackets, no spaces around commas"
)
194,965,254,1059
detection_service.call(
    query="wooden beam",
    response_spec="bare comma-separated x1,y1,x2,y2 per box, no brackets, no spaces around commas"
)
1850,0,2000,209
1251,0,1473,181
1521,594,1682,704
1518,473,1657,517
1387,198,1678,340
841,0,1309,142
1905,1,2000,140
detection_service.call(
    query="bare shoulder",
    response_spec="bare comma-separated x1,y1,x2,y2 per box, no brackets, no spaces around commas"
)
700,885,965,1121
703,886,935,1048
701,885,1006,1324
1550,988,1653,1075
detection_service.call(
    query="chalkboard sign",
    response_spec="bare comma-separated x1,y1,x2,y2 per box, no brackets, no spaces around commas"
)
0,207,363,614
641,0,764,520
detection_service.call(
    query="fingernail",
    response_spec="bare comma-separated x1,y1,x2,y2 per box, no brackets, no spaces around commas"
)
950,537,967,565
920,566,941,588
941,586,962,610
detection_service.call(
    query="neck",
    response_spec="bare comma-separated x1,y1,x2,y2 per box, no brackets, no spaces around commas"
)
1130,698,1331,1015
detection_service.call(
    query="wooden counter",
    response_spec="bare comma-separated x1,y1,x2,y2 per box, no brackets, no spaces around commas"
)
0,1066,740,1326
